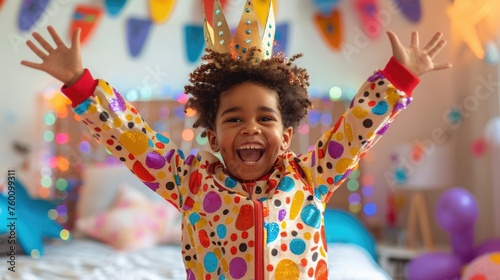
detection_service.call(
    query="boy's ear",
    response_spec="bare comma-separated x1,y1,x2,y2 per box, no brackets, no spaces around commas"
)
281,127,293,151
206,129,219,152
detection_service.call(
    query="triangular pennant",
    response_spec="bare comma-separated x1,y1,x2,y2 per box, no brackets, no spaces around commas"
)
126,18,153,57
314,8,343,51
0,0,5,11
149,0,176,24
312,0,340,16
17,0,50,32
184,24,205,63
70,5,103,46
274,22,289,54
203,0,228,26
354,0,380,39
253,0,279,26
394,0,421,23
104,0,128,17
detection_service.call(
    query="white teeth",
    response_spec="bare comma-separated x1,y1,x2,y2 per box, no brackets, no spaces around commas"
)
238,144,264,150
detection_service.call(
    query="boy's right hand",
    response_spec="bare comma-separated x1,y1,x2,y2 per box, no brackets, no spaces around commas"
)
21,26,84,86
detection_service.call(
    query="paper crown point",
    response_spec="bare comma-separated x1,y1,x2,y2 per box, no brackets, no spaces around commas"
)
203,0,276,63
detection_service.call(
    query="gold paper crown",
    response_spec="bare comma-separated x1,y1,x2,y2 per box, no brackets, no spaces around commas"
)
203,0,276,63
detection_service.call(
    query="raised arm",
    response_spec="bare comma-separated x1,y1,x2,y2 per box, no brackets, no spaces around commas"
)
21,26,84,86
21,26,190,210
300,31,451,203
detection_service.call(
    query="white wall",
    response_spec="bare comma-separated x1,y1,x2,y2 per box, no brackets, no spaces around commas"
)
0,1,454,225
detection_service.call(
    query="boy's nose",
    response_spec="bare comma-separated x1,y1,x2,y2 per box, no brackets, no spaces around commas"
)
241,123,261,135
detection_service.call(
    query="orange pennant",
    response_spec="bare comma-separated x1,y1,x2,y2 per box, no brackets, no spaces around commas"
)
70,5,103,45
314,9,343,51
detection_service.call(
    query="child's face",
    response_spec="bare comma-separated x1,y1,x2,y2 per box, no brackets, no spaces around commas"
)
206,82,293,181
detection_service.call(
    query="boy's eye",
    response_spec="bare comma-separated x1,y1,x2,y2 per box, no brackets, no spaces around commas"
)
226,118,241,123
259,117,274,122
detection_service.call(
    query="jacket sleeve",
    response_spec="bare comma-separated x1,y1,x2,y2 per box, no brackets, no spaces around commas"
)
297,57,420,203
62,69,193,210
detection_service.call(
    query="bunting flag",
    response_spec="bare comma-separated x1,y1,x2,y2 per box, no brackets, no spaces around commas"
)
274,22,289,54
184,24,205,63
126,18,153,58
314,8,343,51
104,0,127,17
312,0,340,16
70,5,103,45
17,0,50,32
394,0,421,23
203,0,228,26
354,0,380,39
149,0,176,24
253,0,279,26
0,0,5,11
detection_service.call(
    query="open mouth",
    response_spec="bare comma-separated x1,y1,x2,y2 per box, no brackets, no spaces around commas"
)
237,144,264,164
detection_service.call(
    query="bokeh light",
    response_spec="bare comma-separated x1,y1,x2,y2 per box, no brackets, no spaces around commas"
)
363,202,377,216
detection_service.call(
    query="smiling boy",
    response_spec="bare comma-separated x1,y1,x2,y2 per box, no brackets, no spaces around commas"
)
20,1,451,279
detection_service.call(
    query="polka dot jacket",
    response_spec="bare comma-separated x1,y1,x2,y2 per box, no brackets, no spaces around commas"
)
62,57,419,280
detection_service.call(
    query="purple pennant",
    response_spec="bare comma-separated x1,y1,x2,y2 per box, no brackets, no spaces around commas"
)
18,0,50,32
394,0,421,23
126,17,153,58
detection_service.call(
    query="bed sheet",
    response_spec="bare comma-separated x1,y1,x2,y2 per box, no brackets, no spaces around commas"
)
5,239,391,280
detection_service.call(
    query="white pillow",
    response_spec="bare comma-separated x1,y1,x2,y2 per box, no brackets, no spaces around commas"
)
77,164,166,220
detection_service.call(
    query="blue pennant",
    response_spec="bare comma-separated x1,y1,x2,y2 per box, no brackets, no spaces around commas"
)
184,24,205,63
104,0,128,17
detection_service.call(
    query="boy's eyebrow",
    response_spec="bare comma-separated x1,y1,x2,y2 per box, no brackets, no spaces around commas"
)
220,106,279,117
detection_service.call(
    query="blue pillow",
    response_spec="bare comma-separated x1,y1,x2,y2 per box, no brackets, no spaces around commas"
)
323,208,378,262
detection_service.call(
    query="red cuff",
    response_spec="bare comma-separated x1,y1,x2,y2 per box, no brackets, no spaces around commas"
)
380,57,420,97
61,69,98,107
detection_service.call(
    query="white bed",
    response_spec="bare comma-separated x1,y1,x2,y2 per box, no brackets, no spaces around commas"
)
10,239,390,280
3,165,391,280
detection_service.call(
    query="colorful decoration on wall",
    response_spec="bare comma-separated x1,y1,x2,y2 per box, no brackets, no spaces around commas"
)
184,24,205,63
149,0,176,24
0,0,5,11
70,5,103,46
126,18,153,57
18,0,50,32
253,0,279,26
313,8,343,51
104,0,127,17
0,180,69,257
354,0,380,39
203,0,228,26
393,0,421,23
446,0,496,59
312,0,340,16
274,22,289,55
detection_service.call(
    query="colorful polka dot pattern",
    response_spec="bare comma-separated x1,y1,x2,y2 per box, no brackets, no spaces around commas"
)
72,71,410,279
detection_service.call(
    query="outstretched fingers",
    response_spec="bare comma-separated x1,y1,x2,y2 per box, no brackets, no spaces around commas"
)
32,31,54,53
423,32,444,58
25,39,47,60
410,31,419,49
47,25,65,47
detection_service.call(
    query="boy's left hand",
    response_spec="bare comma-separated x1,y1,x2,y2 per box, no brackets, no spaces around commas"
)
387,31,452,77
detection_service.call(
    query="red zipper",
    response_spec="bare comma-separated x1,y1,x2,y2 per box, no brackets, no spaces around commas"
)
254,199,264,280
245,181,264,280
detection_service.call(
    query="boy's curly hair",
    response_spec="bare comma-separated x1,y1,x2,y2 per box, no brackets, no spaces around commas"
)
184,49,312,136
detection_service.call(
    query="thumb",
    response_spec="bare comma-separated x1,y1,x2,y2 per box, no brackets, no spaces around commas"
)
71,28,81,50
386,31,403,57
